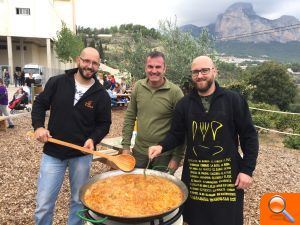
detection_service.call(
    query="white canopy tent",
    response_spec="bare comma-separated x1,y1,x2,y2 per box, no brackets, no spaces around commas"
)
99,63,120,76
99,63,131,83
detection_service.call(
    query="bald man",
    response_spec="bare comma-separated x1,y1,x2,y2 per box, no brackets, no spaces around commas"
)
32,47,111,225
148,56,259,225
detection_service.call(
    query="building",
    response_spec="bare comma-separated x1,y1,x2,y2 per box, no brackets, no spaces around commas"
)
0,0,76,82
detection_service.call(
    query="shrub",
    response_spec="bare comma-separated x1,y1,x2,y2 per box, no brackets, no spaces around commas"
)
283,127,300,149
283,136,300,149
251,114,273,128
275,115,300,131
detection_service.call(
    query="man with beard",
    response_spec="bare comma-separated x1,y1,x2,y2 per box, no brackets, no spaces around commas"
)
148,55,259,225
121,51,185,173
32,47,111,225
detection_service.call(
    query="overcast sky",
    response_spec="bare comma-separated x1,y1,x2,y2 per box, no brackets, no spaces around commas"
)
76,0,300,29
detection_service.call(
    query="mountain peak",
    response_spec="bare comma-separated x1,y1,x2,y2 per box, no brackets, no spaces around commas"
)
180,2,300,43
276,15,299,24
226,2,256,16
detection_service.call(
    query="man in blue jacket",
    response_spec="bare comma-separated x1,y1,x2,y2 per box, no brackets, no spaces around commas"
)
149,55,259,225
32,47,111,225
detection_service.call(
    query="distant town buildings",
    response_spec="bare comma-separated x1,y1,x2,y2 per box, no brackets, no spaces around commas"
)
217,54,267,69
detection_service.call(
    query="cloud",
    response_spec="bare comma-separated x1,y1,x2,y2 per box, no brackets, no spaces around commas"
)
76,0,176,28
76,0,300,28
174,0,300,26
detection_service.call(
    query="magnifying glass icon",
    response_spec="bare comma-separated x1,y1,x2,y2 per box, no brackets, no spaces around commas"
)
268,195,295,223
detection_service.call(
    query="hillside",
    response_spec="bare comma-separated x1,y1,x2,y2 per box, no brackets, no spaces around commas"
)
215,41,300,63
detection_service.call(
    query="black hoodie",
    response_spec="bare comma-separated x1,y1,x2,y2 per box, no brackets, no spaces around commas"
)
160,82,259,225
32,68,111,160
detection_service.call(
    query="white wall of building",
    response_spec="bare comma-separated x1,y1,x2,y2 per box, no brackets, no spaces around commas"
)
0,0,75,77
0,0,75,38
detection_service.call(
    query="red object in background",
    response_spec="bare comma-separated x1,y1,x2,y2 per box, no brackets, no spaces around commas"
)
8,98,22,109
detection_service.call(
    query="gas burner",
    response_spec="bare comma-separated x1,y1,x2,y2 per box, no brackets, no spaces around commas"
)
84,208,183,225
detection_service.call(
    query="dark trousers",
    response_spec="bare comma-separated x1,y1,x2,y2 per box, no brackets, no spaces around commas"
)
133,149,172,172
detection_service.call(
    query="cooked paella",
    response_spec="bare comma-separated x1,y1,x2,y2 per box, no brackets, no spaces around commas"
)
84,174,184,217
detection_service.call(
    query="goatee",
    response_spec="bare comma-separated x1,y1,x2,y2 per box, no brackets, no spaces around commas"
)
78,68,93,80
193,79,213,93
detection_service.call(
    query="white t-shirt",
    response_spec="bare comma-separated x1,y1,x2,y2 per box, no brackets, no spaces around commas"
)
74,79,95,105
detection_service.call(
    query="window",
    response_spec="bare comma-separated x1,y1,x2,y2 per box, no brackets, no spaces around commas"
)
16,8,30,15
16,46,27,51
0,45,7,50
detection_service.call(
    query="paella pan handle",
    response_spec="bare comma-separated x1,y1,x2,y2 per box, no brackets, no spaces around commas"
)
76,209,108,224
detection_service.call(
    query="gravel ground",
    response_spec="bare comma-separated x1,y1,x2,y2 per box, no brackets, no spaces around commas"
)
0,110,299,225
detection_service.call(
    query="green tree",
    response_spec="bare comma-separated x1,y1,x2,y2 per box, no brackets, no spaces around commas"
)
110,26,118,33
54,23,84,63
109,19,215,85
159,20,215,86
249,61,297,110
216,61,243,84
115,32,154,80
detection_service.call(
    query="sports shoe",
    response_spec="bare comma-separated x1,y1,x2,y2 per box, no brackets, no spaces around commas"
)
8,125,14,128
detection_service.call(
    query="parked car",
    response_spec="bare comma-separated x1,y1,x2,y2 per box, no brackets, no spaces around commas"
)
23,64,44,85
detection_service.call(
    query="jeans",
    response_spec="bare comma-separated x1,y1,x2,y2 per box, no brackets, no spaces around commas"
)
35,153,92,225
0,105,13,125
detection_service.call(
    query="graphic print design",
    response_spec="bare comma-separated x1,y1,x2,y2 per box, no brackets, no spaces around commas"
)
189,119,235,203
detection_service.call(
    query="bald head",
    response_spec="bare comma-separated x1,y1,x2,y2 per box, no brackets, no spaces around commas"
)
76,47,101,82
191,55,217,96
191,56,214,69
80,47,100,60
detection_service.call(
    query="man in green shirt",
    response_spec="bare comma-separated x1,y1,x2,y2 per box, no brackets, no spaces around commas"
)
121,51,184,173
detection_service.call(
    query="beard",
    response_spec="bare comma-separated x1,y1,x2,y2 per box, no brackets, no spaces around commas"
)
78,67,95,80
193,78,214,94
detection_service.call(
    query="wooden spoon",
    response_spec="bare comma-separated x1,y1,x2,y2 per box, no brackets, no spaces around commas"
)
27,132,135,172
49,138,135,172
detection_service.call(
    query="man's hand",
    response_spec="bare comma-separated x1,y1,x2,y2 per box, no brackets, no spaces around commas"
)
148,145,163,159
168,159,179,174
235,172,253,189
34,127,51,143
84,139,94,150
122,149,132,155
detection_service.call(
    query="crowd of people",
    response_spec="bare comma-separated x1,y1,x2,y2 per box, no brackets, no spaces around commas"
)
0,68,36,128
13,70,26,87
1,68,35,89
97,72,130,107
27,47,258,225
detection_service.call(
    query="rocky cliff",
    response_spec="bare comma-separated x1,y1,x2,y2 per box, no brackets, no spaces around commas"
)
181,2,300,43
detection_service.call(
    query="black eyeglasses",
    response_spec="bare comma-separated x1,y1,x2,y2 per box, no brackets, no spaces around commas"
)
191,68,213,76
79,56,100,67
